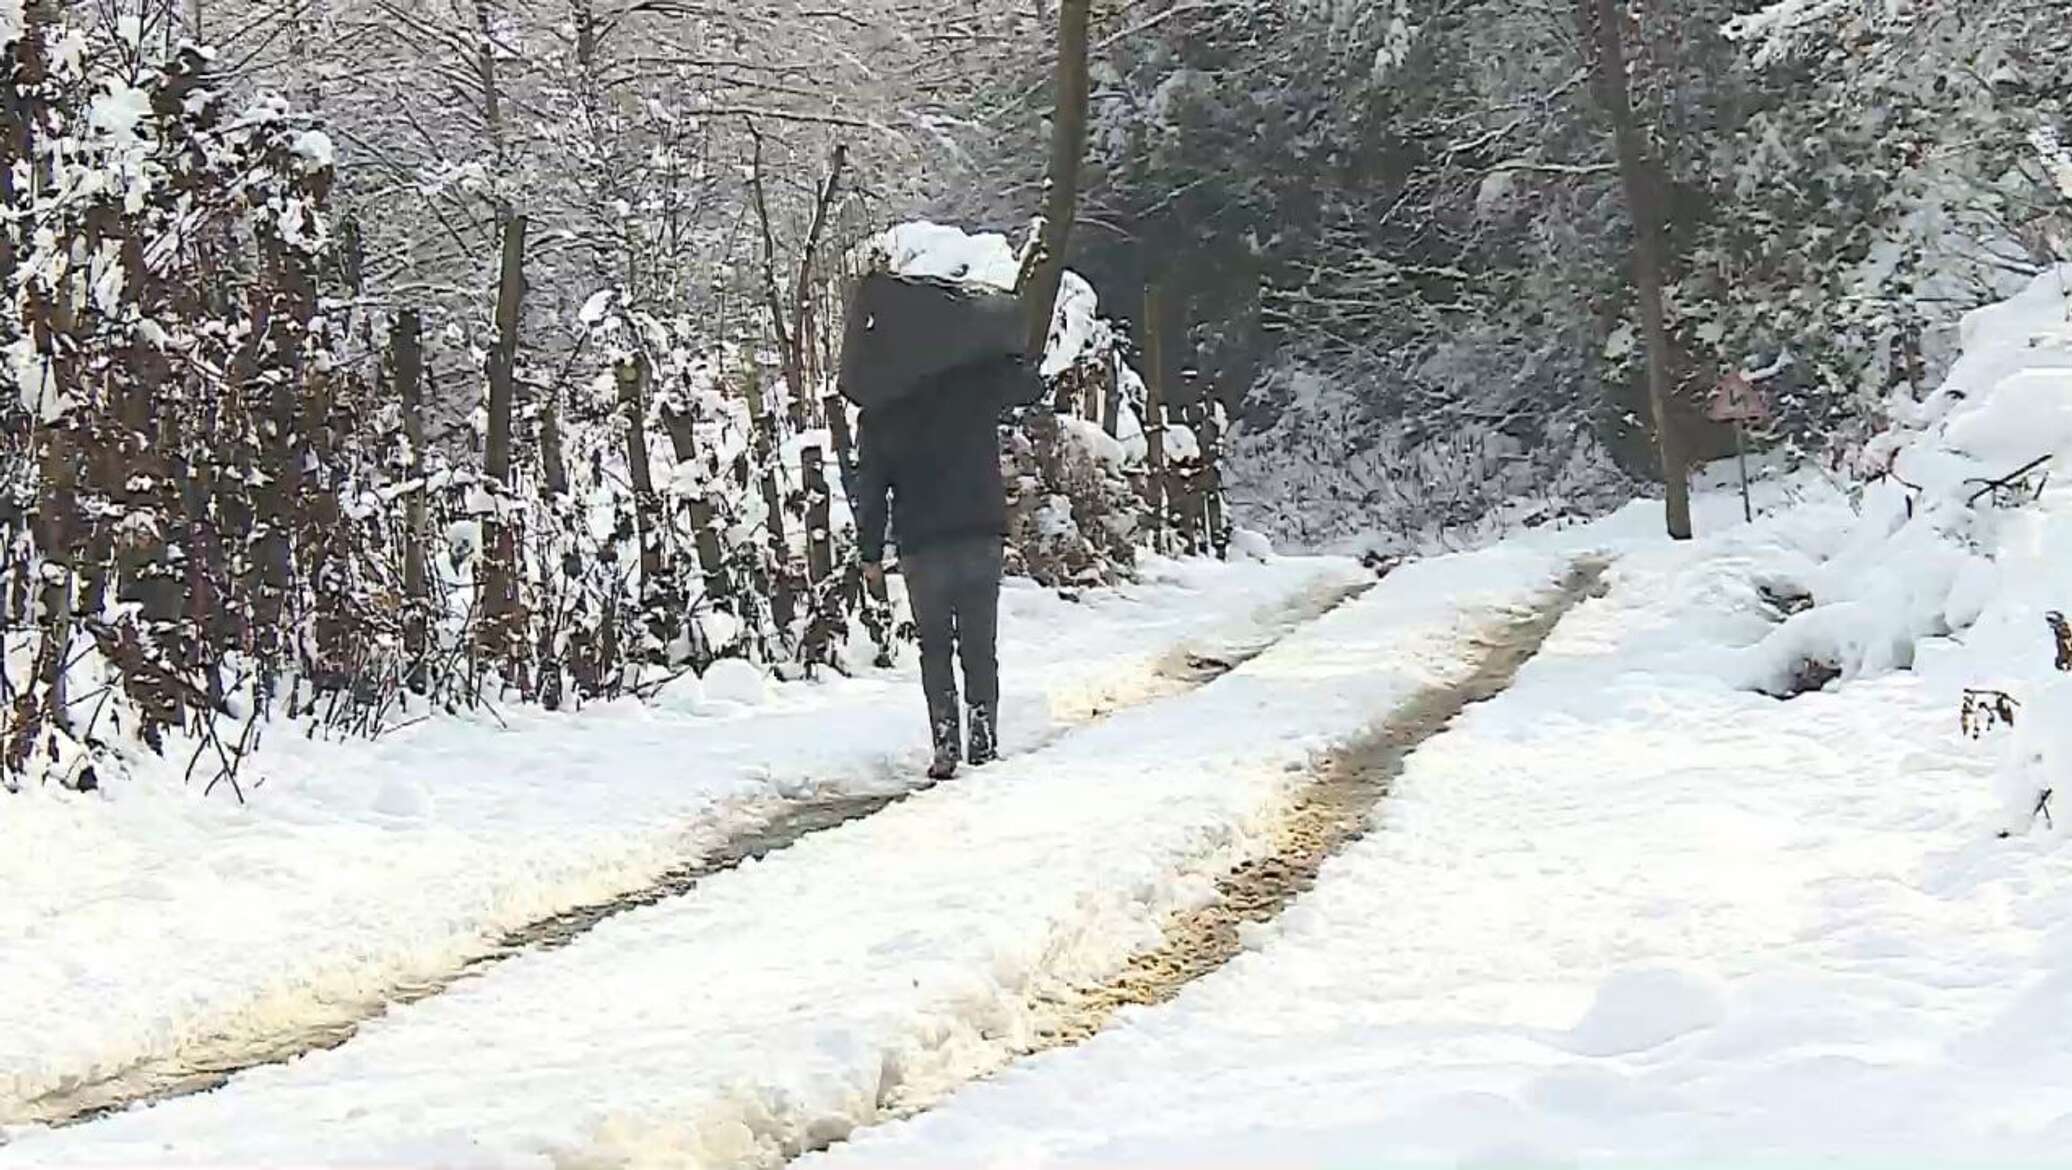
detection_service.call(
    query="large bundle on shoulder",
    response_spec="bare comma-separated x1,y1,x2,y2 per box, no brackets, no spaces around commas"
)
838,271,1043,409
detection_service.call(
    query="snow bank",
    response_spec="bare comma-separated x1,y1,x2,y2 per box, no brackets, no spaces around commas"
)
0,558,1352,1127
700,657,768,706
1727,268,2072,707
0,549,1569,1167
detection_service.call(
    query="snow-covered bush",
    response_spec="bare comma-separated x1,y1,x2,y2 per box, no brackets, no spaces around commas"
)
0,8,908,795
2,9,358,791
1725,265,2072,831
1003,412,1144,585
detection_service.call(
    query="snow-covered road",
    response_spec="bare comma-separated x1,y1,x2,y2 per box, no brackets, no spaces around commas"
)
0,555,1364,1129
0,544,1578,1167
809,516,2072,1169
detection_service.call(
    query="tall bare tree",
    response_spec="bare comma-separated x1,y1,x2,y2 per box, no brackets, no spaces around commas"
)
1020,0,1093,363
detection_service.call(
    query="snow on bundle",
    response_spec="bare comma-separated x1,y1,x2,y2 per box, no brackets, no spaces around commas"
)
837,271,1029,408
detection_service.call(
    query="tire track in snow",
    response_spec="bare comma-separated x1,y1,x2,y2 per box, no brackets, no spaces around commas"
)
823,559,1608,1157
18,573,1375,1131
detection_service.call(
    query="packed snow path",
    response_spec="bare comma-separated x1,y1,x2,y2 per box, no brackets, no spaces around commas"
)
0,544,1578,1168
7,567,1373,1131
1017,560,1605,1057
0,558,1368,1130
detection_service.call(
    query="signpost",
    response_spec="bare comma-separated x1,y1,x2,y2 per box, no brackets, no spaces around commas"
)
1707,370,1771,523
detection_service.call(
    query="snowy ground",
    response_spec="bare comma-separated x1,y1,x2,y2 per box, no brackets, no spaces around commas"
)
9,271,2071,1168
0,553,1359,1126
0,543,1574,1166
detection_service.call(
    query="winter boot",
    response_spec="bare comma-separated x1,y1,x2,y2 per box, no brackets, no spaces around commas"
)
966,702,998,767
927,710,962,781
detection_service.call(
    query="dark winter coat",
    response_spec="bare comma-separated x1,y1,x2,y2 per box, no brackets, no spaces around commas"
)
854,356,1039,563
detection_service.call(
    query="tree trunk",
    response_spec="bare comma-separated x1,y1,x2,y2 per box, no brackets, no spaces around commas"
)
473,0,509,206
823,391,856,501
660,403,697,465
746,129,807,434
1022,0,1094,368
1103,345,1124,439
32,428,77,744
790,145,848,427
485,218,525,487
539,389,569,497
689,486,727,606
481,214,527,658
1175,403,1205,555
1579,0,1692,540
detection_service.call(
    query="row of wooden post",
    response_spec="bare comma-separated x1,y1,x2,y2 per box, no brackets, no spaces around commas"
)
1047,282,1231,559
1136,282,1227,558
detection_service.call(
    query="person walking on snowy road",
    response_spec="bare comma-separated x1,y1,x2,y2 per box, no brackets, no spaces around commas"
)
855,357,1028,780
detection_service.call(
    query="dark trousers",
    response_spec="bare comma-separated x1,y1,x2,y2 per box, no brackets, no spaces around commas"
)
899,536,1002,738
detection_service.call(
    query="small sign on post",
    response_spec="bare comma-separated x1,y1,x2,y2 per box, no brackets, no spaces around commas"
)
1707,371,1771,524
